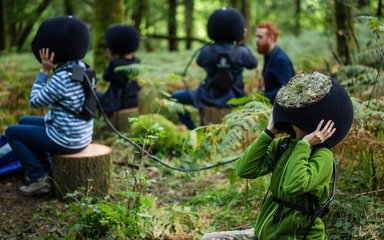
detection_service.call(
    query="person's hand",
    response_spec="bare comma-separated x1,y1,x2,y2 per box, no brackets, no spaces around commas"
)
266,109,278,134
303,120,336,146
39,48,56,74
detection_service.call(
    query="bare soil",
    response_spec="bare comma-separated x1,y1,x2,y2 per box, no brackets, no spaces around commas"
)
0,172,62,240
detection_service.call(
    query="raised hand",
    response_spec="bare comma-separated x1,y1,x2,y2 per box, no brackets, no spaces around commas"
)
39,48,56,74
303,120,336,146
266,108,279,135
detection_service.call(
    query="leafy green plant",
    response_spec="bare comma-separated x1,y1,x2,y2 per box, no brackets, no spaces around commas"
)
63,189,154,239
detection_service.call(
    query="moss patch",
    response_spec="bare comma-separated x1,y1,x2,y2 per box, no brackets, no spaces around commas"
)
276,71,332,108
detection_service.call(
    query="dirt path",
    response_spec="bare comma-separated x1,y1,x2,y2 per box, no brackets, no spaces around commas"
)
0,173,50,240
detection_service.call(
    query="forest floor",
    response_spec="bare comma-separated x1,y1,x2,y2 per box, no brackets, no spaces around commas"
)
0,172,63,240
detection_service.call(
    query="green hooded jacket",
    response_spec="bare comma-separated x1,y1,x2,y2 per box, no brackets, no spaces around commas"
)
236,131,333,240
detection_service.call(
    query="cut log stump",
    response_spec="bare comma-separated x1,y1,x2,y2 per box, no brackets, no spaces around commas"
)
199,107,232,125
109,107,139,131
52,143,112,198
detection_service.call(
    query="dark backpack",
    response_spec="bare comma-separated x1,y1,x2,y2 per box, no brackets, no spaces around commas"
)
59,65,98,121
207,44,238,92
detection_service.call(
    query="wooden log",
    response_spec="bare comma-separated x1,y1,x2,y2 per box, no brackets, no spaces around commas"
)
52,143,112,198
199,107,232,125
109,107,139,131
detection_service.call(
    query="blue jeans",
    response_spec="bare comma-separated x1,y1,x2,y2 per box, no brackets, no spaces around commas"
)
5,116,84,181
171,89,196,129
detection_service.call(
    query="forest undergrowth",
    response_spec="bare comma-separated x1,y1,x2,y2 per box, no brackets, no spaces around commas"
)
0,26,384,240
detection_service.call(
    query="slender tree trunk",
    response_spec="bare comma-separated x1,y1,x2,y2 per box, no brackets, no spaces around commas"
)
63,0,74,15
294,0,301,36
241,0,250,42
184,0,193,49
378,0,383,17
4,1,16,46
168,0,177,51
0,0,4,50
132,0,148,33
93,0,124,71
230,0,241,9
14,0,52,51
334,0,355,65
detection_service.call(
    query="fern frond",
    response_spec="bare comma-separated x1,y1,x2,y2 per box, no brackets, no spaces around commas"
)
354,47,384,67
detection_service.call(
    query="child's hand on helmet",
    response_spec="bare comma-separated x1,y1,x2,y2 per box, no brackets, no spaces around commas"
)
39,48,56,74
303,120,336,146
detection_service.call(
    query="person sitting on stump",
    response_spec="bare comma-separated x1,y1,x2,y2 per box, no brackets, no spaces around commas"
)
97,24,141,116
171,7,257,129
5,16,93,196
201,72,354,240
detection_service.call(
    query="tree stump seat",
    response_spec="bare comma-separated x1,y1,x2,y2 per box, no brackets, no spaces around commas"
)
199,106,232,125
110,107,140,131
52,143,112,198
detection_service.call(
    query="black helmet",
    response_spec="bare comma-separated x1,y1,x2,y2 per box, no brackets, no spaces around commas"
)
105,24,140,55
273,72,354,148
207,7,245,42
31,16,90,63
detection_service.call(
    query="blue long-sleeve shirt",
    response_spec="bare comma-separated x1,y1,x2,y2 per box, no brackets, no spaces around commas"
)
30,61,93,149
262,46,295,103
194,43,257,108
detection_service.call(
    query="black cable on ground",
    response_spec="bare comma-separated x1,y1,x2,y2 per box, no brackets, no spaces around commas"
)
87,69,239,173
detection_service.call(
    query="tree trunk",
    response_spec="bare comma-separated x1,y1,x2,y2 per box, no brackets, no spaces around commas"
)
241,0,251,42
15,0,53,51
93,0,124,71
0,0,4,50
168,0,178,51
358,0,370,7
334,0,355,65
52,144,112,198
132,0,148,33
184,0,193,49
230,0,241,9
294,0,301,36
378,0,383,17
63,0,74,15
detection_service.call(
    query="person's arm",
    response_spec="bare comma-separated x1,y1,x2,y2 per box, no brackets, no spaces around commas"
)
282,120,336,195
240,45,257,69
236,130,278,179
29,48,65,108
281,141,333,195
29,73,66,108
196,45,211,68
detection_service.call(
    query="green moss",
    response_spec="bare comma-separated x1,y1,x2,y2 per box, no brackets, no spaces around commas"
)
129,114,186,153
276,71,332,108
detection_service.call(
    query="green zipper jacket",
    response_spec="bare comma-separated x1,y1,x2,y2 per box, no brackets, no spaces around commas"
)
236,131,333,240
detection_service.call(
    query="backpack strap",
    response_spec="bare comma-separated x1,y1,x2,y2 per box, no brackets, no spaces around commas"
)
302,159,337,240
56,66,98,120
260,137,291,207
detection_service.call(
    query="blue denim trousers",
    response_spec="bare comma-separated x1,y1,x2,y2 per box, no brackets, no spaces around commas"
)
171,89,196,129
5,116,84,181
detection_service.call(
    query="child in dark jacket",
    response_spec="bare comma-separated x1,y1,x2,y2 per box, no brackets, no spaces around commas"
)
5,16,93,196
98,24,141,115
171,7,257,129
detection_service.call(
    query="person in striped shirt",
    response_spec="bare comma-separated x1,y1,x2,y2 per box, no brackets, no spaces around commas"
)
5,16,93,196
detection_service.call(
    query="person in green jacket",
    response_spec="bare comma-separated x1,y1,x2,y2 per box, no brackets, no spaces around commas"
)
201,112,336,240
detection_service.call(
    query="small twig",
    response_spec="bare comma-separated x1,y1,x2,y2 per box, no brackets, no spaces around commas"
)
355,188,384,196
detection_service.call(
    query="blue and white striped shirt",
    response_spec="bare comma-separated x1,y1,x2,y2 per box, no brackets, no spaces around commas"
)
30,60,93,149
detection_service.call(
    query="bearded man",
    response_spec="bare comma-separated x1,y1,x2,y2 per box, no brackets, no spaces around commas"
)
256,21,295,103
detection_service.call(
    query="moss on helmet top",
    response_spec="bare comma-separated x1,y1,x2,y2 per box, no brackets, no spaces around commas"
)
276,72,332,108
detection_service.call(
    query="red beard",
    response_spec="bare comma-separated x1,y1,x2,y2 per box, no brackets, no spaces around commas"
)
257,43,270,54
